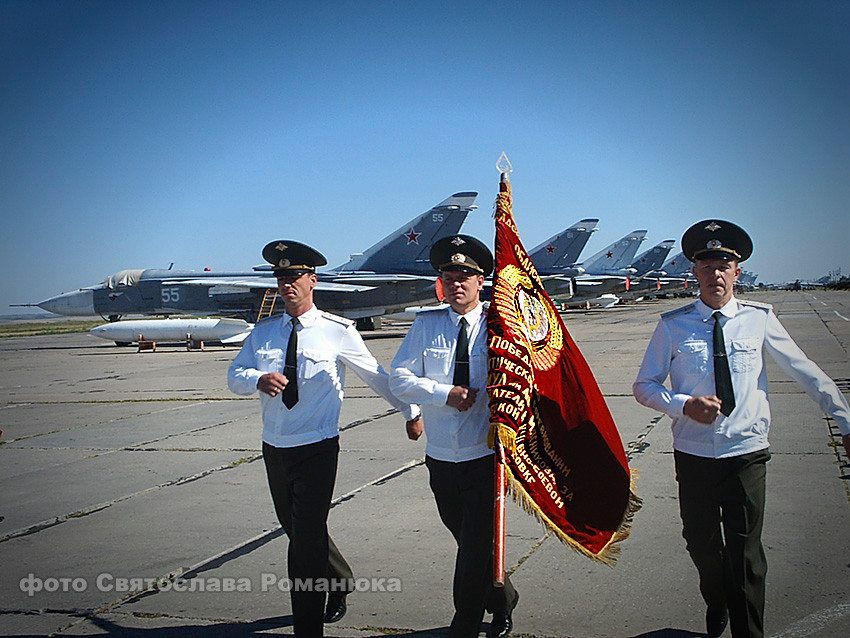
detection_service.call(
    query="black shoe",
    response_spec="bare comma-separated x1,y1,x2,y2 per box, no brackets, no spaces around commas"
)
706,607,728,637
489,591,519,638
324,593,347,623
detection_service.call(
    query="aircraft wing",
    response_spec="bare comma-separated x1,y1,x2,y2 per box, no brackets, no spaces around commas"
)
173,276,378,293
574,278,611,288
314,281,378,292
326,273,436,283
166,276,277,287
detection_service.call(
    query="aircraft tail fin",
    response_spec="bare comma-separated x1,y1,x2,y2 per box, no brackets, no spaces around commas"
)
580,230,647,275
660,251,693,277
529,218,598,273
331,192,478,274
630,240,676,277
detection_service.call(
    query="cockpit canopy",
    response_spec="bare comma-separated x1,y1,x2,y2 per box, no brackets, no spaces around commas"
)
103,269,144,289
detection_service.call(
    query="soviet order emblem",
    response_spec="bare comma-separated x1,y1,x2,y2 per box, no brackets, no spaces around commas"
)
517,289,549,342
492,262,564,371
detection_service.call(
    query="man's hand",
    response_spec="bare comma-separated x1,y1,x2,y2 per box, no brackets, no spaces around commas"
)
446,386,478,412
405,416,424,441
257,372,289,398
684,395,722,424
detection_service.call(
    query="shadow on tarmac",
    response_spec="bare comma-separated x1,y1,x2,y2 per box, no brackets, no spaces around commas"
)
81,614,453,636
70,614,709,638
628,630,704,638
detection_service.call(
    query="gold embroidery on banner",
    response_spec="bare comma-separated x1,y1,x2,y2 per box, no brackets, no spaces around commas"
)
493,264,563,371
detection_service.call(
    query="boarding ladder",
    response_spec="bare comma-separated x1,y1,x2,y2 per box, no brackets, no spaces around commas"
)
257,289,279,320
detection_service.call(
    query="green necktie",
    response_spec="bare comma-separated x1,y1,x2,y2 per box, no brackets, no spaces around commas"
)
282,317,299,409
712,311,735,417
452,317,470,387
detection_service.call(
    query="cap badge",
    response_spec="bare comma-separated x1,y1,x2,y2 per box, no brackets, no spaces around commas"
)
451,237,466,246
707,239,722,249
451,253,466,264
275,242,288,251
705,222,721,232
278,258,291,268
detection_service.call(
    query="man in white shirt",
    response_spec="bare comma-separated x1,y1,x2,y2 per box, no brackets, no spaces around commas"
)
228,240,420,636
633,220,850,638
390,235,519,638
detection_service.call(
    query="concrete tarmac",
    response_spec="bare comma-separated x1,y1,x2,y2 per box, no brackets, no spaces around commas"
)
1,290,848,637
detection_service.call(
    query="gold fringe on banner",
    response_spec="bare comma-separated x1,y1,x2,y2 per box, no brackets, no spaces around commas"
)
504,468,642,566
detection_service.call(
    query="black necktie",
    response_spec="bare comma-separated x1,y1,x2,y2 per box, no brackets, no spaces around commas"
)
712,311,735,417
453,317,470,387
282,317,299,409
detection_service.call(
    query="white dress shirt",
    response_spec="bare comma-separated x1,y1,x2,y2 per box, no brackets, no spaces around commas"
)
633,297,850,459
389,302,492,463
228,305,419,448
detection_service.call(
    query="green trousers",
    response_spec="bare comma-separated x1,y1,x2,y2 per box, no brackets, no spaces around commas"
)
674,449,770,638
263,438,354,636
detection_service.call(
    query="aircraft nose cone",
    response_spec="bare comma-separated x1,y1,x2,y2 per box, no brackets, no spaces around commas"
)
37,289,95,316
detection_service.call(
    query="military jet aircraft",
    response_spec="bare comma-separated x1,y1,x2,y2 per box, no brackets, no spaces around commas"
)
532,228,646,306
629,239,676,277
564,229,648,302
652,251,696,294
33,192,478,330
528,218,599,277
621,239,677,296
516,218,599,300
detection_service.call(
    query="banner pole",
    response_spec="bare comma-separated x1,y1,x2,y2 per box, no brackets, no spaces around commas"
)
493,436,506,587
492,154,512,588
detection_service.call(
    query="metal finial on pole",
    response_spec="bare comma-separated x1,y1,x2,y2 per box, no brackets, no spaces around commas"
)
496,152,513,181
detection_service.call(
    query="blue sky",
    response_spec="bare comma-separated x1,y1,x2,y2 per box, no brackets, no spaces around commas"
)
2,0,848,314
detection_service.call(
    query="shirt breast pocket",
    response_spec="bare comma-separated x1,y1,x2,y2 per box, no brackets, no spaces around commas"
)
423,347,451,379
676,340,709,374
256,348,284,373
470,342,487,383
301,348,336,381
729,337,760,373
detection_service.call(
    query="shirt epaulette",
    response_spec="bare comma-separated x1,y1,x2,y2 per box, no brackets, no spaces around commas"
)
256,313,285,326
418,305,450,314
739,300,772,311
320,311,355,327
661,303,697,321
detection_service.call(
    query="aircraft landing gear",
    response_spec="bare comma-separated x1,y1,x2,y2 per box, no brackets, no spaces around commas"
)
355,316,381,331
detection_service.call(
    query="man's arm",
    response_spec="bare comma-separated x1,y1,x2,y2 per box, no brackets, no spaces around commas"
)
446,386,478,412
227,334,265,395
683,395,723,424
633,320,691,417
763,310,850,442
389,319,453,408
405,416,424,440
338,325,420,422
256,372,289,398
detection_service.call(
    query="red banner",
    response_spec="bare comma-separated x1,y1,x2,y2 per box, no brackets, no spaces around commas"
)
487,176,640,562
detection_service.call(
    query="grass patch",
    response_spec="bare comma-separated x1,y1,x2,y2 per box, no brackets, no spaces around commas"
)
0,320,103,338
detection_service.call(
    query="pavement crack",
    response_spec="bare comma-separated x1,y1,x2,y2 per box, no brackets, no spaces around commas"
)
625,415,663,461
0,455,262,544
826,416,850,502
79,458,428,621
339,407,399,432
